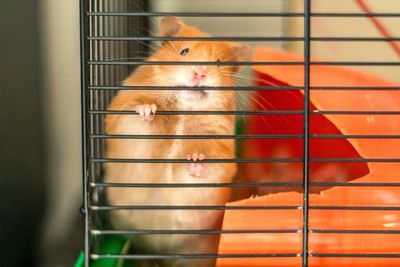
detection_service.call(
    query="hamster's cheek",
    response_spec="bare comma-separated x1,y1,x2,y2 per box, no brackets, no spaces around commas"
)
172,68,193,86
202,76,221,87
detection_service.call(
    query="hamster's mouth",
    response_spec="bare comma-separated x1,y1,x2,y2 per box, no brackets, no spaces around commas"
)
179,84,207,97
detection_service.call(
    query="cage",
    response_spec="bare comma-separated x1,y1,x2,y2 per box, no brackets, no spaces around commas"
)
77,0,400,266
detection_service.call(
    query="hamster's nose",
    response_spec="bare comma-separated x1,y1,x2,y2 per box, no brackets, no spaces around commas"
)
193,67,207,81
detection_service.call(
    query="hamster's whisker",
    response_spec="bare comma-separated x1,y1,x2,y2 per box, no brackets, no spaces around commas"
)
245,93,277,134
218,71,238,77
129,1,159,30
167,41,180,53
283,89,304,106
255,93,299,130
125,27,162,53
228,79,276,134
234,88,250,125
219,70,236,75
207,69,225,78
223,72,268,82
220,74,249,81
220,73,304,114
228,75,274,85
112,80,123,86
225,74,254,80
127,39,161,52
248,89,300,132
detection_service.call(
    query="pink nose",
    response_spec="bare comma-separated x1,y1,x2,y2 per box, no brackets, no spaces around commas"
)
193,68,206,81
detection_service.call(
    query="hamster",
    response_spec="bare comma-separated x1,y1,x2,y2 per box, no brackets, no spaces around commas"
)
104,17,250,267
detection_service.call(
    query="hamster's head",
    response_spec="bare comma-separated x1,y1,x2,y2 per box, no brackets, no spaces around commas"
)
150,17,251,109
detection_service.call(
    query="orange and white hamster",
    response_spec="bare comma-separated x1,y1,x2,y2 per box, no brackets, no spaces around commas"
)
105,17,250,267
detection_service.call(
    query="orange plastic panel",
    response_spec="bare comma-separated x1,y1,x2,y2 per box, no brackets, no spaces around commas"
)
218,47,400,267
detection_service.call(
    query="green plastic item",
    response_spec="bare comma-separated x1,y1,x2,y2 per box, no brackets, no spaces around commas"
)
75,251,85,267
74,235,130,267
235,116,246,155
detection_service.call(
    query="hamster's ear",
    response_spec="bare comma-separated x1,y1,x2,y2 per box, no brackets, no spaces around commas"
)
231,44,251,62
160,16,185,37
230,44,252,71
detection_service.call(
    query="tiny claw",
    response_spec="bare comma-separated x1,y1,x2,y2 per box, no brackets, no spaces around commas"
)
144,105,151,116
135,104,157,121
151,104,157,114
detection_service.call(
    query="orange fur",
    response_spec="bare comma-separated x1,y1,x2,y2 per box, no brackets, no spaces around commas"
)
104,17,249,267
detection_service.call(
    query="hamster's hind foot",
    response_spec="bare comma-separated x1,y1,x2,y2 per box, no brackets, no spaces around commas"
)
186,153,205,177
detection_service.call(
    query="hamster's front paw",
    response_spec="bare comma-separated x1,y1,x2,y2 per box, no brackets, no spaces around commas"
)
186,153,205,177
135,104,157,121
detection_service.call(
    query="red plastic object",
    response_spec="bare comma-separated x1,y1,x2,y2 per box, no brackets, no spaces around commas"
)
217,47,400,267
355,0,400,57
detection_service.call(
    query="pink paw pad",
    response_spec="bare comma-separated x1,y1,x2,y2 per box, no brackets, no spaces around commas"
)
135,104,157,121
186,153,205,177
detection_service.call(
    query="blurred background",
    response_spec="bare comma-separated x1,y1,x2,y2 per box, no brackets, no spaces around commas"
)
0,0,398,266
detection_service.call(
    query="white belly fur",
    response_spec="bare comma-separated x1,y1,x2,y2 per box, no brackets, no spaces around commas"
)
104,115,233,254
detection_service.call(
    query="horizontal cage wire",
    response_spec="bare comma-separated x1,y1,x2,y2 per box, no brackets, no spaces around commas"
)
79,0,400,266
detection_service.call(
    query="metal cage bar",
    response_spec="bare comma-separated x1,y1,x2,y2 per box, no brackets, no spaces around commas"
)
79,0,400,266
302,0,311,266
79,0,90,266
86,11,400,17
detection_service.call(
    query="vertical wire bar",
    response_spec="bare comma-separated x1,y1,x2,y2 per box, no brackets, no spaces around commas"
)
79,0,90,265
90,1,98,255
91,0,98,185
101,0,109,156
95,0,102,179
94,0,103,250
302,0,311,266
109,0,114,105
116,0,124,92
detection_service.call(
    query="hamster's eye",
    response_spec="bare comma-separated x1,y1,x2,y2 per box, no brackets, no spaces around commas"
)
180,48,189,56
217,59,221,67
